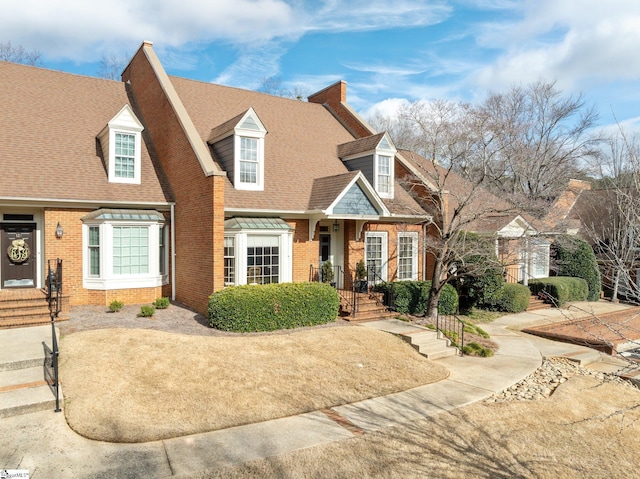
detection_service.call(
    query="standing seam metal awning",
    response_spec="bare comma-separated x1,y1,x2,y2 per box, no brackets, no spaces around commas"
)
81,208,166,222
224,217,293,231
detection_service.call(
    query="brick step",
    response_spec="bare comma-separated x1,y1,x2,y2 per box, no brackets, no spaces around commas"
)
347,310,397,323
527,297,553,311
0,315,68,329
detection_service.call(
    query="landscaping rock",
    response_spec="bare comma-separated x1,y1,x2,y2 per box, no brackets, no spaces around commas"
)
486,357,638,403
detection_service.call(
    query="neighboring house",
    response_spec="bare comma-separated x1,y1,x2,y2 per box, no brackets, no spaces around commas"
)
396,150,549,285
547,179,639,297
0,41,433,323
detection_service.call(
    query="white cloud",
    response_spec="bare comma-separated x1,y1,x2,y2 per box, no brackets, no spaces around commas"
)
1,0,296,60
473,0,640,91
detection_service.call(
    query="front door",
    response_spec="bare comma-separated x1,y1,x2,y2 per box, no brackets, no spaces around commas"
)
1,223,36,288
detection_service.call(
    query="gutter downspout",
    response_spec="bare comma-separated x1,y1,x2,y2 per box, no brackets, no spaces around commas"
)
171,203,176,301
422,222,428,281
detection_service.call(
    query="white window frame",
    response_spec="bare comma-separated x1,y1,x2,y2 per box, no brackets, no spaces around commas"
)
223,231,292,286
376,154,392,197
233,110,266,191
397,232,418,281
365,231,388,282
83,221,167,290
529,239,550,279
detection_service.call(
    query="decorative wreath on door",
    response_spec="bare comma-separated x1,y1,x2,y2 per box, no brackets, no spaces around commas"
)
7,238,30,263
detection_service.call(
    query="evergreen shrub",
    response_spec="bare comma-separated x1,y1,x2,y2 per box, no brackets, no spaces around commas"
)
553,235,601,301
375,280,458,316
529,277,588,307
208,282,340,332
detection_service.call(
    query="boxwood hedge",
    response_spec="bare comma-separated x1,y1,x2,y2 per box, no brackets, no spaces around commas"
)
482,283,531,313
528,276,588,307
208,282,340,332
374,280,458,316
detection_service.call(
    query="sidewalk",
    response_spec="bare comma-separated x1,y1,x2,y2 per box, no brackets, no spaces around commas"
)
0,301,634,478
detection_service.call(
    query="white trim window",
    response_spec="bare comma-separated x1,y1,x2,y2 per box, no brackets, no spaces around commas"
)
98,105,144,185
223,231,292,286
377,155,391,196
234,109,266,191
529,239,550,279
398,232,418,280
239,136,259,184
224,236,236,286
365,231,388,282
82,210,168,290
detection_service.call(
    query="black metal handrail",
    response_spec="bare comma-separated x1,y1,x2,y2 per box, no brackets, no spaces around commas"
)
309,264,358,317
436,313,465,356
45,258,62,412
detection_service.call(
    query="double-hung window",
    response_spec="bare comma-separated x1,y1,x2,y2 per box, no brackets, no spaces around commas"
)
377,155,391,195
239,137,258,184
115,133,136,179
398,232,418,280
365,231,388,283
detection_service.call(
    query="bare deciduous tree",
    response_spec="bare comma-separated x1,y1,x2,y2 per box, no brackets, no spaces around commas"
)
258,76,310,101
97,53,129,80
368,80,600,218
399,100,522,318
0,41,42,66
577,130,640,304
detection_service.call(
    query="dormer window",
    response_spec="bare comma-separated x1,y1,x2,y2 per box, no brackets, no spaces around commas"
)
338,131,396,199
98,105,144,185
208,108,267,191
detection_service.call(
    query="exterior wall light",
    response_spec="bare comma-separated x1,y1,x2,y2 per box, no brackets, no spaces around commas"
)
333,220,339,232
55,222,64,239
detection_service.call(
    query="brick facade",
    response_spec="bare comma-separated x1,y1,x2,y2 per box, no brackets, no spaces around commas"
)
123,46,224,315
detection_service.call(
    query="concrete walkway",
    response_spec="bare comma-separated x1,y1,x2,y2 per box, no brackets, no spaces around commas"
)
0,301,635,478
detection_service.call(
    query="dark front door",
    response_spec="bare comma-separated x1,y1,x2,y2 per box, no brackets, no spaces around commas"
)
319,234,331,263
1,223,36,288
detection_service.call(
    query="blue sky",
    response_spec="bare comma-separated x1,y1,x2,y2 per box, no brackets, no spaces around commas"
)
4,0,640,131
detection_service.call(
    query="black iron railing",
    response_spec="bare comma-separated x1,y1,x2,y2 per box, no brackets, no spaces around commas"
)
309,264,358,317
45,258,62,412
436,313,465,356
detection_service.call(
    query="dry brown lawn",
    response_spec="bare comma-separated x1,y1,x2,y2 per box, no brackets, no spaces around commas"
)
179,375,640,479
60,326,448,442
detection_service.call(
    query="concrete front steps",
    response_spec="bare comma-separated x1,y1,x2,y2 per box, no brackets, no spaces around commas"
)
0,325,62,418
363,319,458,360
0,288,70,329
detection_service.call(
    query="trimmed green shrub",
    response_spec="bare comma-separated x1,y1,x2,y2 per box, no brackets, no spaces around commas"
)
438,284,459,315
108,300,124,313
153,297,170,309
374,280,458,316
137,305,156,317
529,277,589,307
462,342,494,357
483,283,531,313
208,282,340,332
553,235,601,301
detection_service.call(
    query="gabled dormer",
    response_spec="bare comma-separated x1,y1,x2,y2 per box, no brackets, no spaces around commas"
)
208,108,267,191
97,105,144,184
338,132,396,199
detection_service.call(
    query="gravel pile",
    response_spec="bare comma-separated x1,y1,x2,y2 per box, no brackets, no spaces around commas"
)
485,357,638,403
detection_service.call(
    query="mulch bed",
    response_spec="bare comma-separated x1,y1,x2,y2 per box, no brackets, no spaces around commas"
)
58,302,353,337
522,307,640,354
